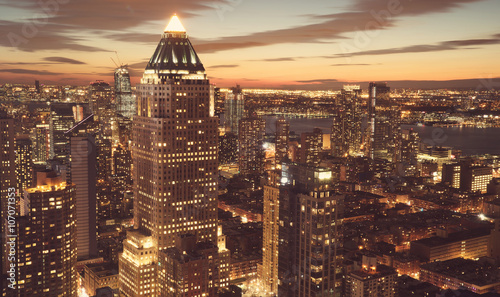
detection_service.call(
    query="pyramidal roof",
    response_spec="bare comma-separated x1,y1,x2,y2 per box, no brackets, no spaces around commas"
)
165,15,186,33
145,15,205,76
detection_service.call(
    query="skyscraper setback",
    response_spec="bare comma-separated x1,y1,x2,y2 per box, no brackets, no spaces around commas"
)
120,15,220,296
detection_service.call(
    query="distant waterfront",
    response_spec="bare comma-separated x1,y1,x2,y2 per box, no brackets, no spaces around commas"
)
262,116,500,156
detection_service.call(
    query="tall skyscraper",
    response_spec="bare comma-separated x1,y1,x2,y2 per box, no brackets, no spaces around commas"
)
0,112,15,275
33,122,50,164
66,114,98,260
300,128,323,167
367,82,400,162
277,164,344,297
331,85,362,157
224,85,245,135
238,115,266,176
16,170,77,297
261,171,281,296
15,136,33,197
120,15,219,296
275,117,289,169
49,103,76,165
115,66,136,119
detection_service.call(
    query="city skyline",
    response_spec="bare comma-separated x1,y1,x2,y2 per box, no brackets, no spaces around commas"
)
0,0,500,89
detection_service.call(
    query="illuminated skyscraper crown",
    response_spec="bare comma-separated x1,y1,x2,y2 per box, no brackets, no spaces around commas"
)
143,15,205,82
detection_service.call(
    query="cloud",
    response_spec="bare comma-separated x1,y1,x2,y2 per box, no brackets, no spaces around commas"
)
296,79,339,84
248,57,299,62
331,63,375,66
43,57,86,64
0,21,109,52
0,68,62,75
189,0,486,53
207,64,239,69
330,35,500,58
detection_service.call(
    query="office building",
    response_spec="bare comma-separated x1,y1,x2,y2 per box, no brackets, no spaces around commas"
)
33,123,50,164
49,103,77,164
367,82,400,162
461,165,492,193
16,170,77,297
300,128,323,167
442,163,462,189
119,231,157,297
239,116,266,176
15,136,33,197
225,85,244,135
420,258,500,295
119,15,220,296
410,228,490,262
331,85,362,157
275,117,289,169
278,164,344,297
261,171,280,295
156,234,219,297
0,112,15,274
115,66,135,119
66,114,98,260
398,128,420,176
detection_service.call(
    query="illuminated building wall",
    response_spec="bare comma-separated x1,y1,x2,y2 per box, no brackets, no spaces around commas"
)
461,165,492,193
261,171,280,295
346,257,397,297
15,137,33,197
16,171,77,297
300,128,323,167
275,118,289,169
278,164,344,297
49,103,76,165
238,116,265,176
332,85,362,158
410,228,490,262
367,83,400,162
33,123,50,163
119,230,157,297
120,15,220,296
115,66,136,119
442,163,461,189
224,85,244,135
0,112,15,274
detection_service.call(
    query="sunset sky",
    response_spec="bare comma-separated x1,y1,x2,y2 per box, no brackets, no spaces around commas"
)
1,0,500,89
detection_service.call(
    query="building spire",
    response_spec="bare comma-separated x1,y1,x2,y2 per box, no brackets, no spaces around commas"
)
165,14,186,33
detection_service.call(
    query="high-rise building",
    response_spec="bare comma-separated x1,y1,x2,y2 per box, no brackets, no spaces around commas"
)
275,118,289,169
157,234,219,297
120,15,220,296
219,132,238,165
33,122,50,164
442,163,461,189
16,170,77,297
115,66,136,119
119,230,157,297
300,128,323,167
49,103,77,165
225,85,245,135
89,81,113,121
15,136,33,196
278,164,344,297
332,85,363,157
238,116,266,176
367,83,400,162
461,165,493,193
260,171,280,295
398,128,420,176
0,112,15,275
66,114,98,260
